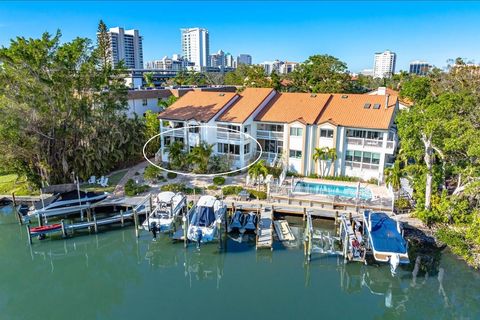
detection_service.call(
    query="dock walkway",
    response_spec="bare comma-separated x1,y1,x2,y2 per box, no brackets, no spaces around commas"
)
256,208,273,250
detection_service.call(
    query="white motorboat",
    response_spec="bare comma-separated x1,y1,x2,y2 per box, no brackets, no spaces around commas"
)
143,191,187,232
187,195,226,244
28,190,107,218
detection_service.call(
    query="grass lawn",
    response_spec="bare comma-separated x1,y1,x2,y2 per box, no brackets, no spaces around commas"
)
84,169,128,193
0,174,38,196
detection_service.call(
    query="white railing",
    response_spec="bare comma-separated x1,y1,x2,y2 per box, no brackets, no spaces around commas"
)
161,127,184,137
346,137,383,148
256,130,284,140
346,161,379,170
216,131,241,141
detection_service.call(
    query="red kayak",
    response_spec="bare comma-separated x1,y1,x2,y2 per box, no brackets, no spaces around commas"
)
31,224,62,233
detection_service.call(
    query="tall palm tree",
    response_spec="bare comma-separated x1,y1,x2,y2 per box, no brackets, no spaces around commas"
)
312,147,328,177
188,142,213,173
384,160,403,199
327,147,338,176
248,160,269,191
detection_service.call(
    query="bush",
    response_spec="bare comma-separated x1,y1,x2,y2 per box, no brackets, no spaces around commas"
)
125,179,150,196
266,166,282,178
395,198,411,210
222,185,243,196
366,178,379,185
160,183,185,192
167,172,177,179
143,165,162,181
213,176,225,185
320,175,360,182
246,189,267,200
185,186,203,195
207,185,218,190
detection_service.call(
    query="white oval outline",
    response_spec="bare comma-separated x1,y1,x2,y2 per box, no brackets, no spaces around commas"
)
143,124,263,177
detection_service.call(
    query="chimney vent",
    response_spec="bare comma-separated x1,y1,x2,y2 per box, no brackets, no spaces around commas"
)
385,93,390,109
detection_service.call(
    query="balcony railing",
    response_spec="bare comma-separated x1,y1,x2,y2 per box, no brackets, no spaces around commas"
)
161,127,184,137
386,141,395,149
346,137,383,148
256,130,284,140
346,161,379,170
216,131,241,141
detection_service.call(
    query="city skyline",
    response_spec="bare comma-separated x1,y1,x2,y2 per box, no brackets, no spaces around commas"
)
1,1,480,72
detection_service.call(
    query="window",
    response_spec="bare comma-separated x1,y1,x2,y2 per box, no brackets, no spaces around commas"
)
289,150,302,159
346,150,381,167
188,126,199,133
244,143,250,154
163,136,171,146
290,127,303,136
346,150,354,162
218,143,239,155
142,99,148,106
320,129,334,138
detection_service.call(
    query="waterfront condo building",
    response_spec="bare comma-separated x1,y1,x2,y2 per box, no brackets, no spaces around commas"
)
157,88,399,182
105,27,143,69
373,50,396,78
181,27,210,71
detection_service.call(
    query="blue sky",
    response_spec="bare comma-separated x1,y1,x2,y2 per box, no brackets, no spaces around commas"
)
1,1,479,72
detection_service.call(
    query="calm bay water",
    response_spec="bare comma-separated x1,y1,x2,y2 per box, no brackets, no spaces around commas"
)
1,205,479,320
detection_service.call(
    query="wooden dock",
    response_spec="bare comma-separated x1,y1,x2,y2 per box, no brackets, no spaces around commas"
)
256,208,273,250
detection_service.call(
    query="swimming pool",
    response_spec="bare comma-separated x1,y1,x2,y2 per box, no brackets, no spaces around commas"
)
293,181,373,200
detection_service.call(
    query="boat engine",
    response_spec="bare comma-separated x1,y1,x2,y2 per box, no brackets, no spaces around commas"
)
196,229,203,248
389,253,400,276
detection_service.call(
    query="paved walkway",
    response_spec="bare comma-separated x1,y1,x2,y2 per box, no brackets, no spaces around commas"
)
113,160,151,197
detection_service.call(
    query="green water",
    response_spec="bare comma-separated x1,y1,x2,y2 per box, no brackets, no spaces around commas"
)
1,206,479,320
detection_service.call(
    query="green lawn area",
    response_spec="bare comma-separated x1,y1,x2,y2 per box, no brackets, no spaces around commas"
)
83,169,128,193
0,174,38,196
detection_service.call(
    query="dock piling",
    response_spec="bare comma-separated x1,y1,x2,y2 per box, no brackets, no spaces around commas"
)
147,195,153,231
93,212,98,233
87,208,92,233
134,209,139,238
26,225,32,245
61,219,67,238
120,209,124,227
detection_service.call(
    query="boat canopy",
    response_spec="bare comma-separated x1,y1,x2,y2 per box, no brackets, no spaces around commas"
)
191,206,216,227
366,212,407,254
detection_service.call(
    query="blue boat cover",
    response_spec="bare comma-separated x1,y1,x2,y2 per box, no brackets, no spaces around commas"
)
191,206,215,227
365,212,407,254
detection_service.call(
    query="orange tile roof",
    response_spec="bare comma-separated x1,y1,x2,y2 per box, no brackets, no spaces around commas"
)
254,92,332,124
158,91,238,122
316,94,397,129
216,88,274,123
368,87,413,107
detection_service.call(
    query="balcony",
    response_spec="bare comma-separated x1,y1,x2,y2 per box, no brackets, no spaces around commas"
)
161,127,184,137
346,161,379,170
256,130,284,140
347,137,383,148
216,131,241,141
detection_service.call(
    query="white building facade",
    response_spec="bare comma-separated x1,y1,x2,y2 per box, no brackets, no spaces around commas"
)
373,50,396,78
181,28,210,71
156,89,399,182
106,27,143,69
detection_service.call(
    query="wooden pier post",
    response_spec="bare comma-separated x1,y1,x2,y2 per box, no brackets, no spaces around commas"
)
183,214,188,248
120,209,124,227
61,219,67,238
87,208,92,233
303,207,306,222
134,209,139,238
26,225,32,245
147,195,153,231
12,193,22,225
93,212,98,234
37,213,43,227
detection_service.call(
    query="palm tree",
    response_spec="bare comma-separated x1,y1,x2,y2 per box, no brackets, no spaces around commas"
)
384,160,403,199
248,160,269,191
166,141,185,170
312,147,328,177
188,142,213,173
327,147,338,176
158,95,178,109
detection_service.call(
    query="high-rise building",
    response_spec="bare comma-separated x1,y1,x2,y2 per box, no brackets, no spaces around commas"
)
409,60,431,75
105,27,143,69
145,55,193,71
210,50,225,71
181,28,210,71
373,50,396,78
237,54,252,66
225,53,236,68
